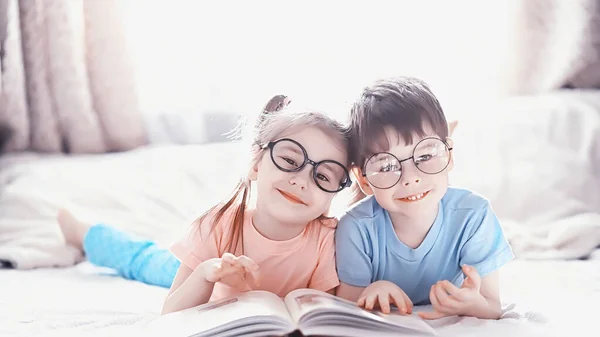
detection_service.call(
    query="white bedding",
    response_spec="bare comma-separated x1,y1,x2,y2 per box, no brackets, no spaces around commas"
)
2,251,599,337
1,89,600,336
0,142,245,269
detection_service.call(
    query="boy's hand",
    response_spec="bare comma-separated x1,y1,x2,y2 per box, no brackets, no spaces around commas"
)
419,265,488,320
357,280,413,315
199,253,260,291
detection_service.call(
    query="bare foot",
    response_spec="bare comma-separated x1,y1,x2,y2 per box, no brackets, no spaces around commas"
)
57,208,90,251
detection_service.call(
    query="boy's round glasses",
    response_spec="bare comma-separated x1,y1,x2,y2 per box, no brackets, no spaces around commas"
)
263,138,352,193
363,137,453,190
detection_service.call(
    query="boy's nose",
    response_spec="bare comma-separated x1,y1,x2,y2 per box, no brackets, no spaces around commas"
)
403,178,421,186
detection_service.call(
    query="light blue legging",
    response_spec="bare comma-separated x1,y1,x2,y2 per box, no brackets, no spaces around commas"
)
83,224,180,288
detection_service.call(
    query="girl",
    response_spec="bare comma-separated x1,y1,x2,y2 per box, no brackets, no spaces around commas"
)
58,95,353,315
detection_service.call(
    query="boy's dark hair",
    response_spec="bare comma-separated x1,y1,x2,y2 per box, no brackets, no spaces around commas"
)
348,76,448,168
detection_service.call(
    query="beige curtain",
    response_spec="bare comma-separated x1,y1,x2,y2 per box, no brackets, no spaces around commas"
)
0,0,147,154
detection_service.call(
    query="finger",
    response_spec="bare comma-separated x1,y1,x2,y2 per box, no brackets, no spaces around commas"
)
357,296,366,308
378,293,391,314
235,255,260,272
222,261,244,275
429,284,452,314
220,261,235,271
440,280,466,301
462,265,481,290
400,291,414,314
389,290,408,315
434,282,461,309
222,253,236,264
219,255,236,271
429,284,441,309
213,264,243,281
419,310,447,320
227,273,253,292
234,255,261,285
365,293,378,311
244,267,260,288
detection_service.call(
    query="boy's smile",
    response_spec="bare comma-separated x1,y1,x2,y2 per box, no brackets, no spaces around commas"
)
397,190,431,202
355,126,453,223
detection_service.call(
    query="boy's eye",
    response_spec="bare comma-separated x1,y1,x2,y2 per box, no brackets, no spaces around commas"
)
380,164,400,172
415,154,433,163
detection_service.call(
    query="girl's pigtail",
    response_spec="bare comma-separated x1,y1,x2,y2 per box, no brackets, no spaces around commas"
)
196,94,290,255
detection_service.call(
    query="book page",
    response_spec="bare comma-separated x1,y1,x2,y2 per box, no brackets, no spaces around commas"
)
284,289,436,336
145,291,295,337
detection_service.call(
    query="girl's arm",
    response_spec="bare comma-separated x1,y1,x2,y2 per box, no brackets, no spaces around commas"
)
161,254,260,315
161,261,215,315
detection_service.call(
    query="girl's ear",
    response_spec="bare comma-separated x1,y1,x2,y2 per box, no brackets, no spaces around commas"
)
248,161,259,181
247,151,263,181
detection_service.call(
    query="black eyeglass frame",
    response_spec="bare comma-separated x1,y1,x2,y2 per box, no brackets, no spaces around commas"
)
362,137,453,190
262,138,352,193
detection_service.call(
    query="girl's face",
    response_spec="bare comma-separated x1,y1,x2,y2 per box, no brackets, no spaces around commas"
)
250,126,349,228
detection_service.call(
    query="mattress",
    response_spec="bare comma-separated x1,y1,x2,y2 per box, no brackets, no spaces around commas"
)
1,89,600,336
1,251,599,337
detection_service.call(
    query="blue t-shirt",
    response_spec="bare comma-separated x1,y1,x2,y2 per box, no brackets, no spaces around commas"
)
335,187,514,305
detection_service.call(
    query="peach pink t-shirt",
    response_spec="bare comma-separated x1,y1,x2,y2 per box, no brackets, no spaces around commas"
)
170,208,339,302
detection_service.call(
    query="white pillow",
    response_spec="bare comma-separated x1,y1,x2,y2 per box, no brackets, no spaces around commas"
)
449,89,600,259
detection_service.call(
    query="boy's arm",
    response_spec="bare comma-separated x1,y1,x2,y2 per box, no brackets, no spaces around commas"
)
419,265,502,320
334,214,374,301
336,282,365,302
470,270,501,319
458,202,512,318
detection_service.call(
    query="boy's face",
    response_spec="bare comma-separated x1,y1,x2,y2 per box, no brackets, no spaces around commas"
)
353,126,454,219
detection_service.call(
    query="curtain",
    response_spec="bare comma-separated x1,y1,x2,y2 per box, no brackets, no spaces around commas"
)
0,0,147,154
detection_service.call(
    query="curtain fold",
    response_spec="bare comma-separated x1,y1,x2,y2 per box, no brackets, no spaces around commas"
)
0,0,147,154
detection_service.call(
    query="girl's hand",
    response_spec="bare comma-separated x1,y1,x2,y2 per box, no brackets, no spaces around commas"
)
419,265,488,320
199,253,260,291
357,280,413,315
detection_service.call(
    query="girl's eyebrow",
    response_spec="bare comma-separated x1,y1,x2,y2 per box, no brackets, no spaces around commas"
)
280,143,303,155
319,162,344,173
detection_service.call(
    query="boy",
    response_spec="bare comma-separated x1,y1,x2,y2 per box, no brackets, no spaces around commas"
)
335,77,513,320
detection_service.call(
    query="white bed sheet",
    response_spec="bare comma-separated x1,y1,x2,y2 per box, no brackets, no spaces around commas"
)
1,251,598,337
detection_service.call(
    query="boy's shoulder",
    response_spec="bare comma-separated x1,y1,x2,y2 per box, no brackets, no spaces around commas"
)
337,196,384,229
442,186,491,212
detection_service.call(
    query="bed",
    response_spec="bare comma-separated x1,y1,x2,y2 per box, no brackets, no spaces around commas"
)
1,89,600,336
2,252,598,336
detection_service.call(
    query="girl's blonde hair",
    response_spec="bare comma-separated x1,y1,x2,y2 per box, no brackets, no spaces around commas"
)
195,95,348,255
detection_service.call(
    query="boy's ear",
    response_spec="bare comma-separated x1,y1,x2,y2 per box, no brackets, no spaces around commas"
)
448,120,458,137
351,166,374,195
445,137,455,172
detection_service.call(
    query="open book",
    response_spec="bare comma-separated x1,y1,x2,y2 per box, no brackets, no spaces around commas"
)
144,289,437,337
